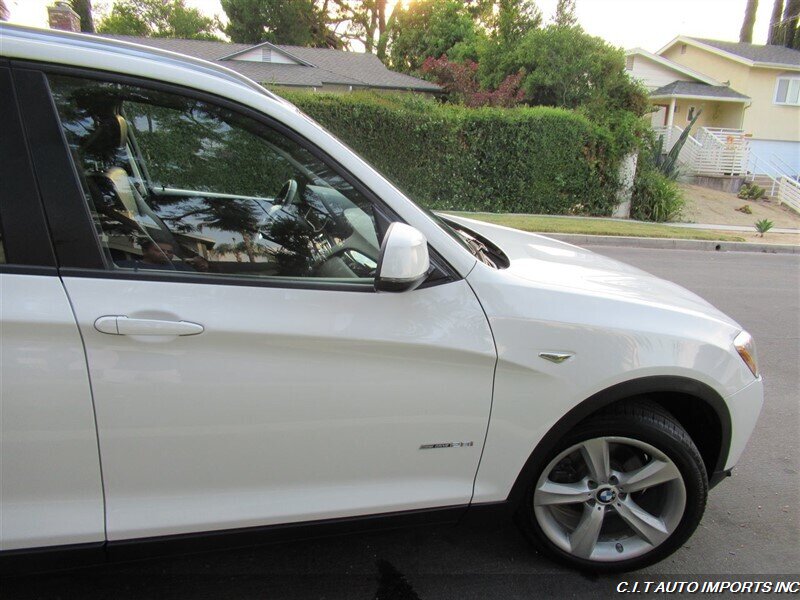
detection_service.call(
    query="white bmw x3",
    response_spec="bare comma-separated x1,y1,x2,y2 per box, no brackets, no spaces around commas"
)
0,24,763,572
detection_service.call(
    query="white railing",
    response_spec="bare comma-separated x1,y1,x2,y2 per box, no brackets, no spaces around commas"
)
653,126,750,177
692,127,749,176
748,153,796,198
770,154,799,181
777,177,800,214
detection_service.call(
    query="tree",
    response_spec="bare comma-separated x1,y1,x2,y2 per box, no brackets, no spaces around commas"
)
421,56,524,107
97,0,220,39
553,0,578,27
384,0,482,73
70,0,95,33
221,0,340,47
739,0,759,42
480,25,648,115
768,0,785,43
0,0,9,21
492,0,542,44
781,0,800,48
329,0,388,54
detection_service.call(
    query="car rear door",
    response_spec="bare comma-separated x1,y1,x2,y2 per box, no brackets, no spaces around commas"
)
16,65,497,542
0,64,104,551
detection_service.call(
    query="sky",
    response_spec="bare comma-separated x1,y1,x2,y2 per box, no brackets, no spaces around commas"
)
5,0,779,52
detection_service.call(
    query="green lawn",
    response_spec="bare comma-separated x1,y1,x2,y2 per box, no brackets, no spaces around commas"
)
443,213,746,242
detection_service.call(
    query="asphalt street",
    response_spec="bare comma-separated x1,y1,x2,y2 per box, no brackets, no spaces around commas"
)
4,246,799,599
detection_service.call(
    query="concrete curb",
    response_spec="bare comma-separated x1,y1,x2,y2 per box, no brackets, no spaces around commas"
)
546,233,800,254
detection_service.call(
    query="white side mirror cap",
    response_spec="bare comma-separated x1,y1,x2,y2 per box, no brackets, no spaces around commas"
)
375,223,430,293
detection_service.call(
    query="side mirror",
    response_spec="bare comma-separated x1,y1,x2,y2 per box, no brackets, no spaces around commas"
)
374,223,430,293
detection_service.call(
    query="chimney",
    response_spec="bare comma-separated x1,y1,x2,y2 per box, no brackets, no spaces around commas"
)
48,2,81,33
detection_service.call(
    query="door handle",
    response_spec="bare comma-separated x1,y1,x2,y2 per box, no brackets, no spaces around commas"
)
94,316,204,336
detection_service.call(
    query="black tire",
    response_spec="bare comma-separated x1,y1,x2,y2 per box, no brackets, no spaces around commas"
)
517,400,708,573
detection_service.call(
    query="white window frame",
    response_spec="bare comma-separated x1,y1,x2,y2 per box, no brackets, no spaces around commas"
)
774,76,800,106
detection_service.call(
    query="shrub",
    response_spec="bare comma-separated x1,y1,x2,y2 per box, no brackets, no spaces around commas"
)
278,91,629,215
630,168,685,223
738,182,766,200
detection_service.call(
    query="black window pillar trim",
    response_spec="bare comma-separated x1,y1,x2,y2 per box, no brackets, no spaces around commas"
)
9,59,461,289
0,66,58,271
12,67,106,270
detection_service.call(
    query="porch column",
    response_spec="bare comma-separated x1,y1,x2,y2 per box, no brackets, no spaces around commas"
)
666,98,676,130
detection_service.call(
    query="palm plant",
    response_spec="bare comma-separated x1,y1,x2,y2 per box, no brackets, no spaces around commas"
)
755,219,774,236
653,109,703,180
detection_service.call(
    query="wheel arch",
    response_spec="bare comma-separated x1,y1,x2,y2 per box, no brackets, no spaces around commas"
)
505,376,731,509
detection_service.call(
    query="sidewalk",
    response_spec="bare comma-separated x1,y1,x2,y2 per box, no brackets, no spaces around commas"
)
668,222,799,235
547,233,799,254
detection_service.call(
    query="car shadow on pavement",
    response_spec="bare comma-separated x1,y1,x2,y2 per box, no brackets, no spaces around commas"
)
2,519,610,600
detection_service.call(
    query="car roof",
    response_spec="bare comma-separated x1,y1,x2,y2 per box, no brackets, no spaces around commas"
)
0,23,288,105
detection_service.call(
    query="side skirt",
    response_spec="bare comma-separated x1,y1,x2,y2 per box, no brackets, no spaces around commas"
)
2,503,513,576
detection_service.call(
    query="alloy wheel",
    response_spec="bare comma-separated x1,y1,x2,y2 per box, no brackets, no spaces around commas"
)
533,436,687,563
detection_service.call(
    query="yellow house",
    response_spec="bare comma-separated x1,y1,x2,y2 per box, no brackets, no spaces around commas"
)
627,37,800,177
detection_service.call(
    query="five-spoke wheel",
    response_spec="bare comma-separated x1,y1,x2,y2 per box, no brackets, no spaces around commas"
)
519,402,708,572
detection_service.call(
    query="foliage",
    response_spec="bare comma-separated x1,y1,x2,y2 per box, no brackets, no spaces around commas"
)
630,167,685,223
553,0,578,27
420,56,524,107
755,218,774,235
70,0,95,32
490,0,542,44
652,108,702,180
221,0,339,47
736,204,754,214
738,182,766,200
384,0,482,73
279,91,629,216
477,25,649,116
97,0,219,39
330,0,388,54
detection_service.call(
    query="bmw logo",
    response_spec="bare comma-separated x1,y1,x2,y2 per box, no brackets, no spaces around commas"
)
597,488,617,504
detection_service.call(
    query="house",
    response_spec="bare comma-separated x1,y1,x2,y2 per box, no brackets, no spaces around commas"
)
40,1,438,95
626,37,800,183
99,35,441,96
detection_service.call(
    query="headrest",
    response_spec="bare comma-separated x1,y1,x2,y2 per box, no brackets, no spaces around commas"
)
82,114,129,161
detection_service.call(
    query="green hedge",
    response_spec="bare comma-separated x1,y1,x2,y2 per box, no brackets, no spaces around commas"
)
279,91,630,215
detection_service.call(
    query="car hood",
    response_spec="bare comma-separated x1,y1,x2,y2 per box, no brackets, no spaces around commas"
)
443,215,741,328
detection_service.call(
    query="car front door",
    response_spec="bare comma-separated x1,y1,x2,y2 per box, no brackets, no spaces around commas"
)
18,67,496,541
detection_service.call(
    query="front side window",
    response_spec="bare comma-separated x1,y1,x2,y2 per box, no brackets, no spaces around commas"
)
47,74,383,282
775,77,800,106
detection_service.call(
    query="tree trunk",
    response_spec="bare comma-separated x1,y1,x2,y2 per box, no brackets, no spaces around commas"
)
768,0,785,44
740,0,759,42
782,0,800,47
70,0,95,33
0,0,9,21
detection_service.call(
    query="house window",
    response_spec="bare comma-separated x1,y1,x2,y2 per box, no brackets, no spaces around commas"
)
774,77,800,106
625,55,634,70
687,106,697,121
680,44,687,55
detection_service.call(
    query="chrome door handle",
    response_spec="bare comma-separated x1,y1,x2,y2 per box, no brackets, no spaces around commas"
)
94,316,204,336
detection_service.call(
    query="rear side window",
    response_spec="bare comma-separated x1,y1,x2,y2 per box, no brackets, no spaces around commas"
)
46,74,383,282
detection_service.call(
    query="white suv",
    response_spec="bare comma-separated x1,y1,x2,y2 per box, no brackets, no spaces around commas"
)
0,25,763,572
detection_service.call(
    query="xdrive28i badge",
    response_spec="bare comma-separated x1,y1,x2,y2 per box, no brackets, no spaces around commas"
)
419,442,475,450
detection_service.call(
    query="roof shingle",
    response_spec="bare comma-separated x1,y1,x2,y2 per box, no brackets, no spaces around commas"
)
689,38,800,68
650,80,750,100
100,35,441,92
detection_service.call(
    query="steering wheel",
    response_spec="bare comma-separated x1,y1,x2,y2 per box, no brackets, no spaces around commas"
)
274,179,299,206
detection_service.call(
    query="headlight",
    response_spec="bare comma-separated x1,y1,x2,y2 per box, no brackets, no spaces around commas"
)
734,331,759,378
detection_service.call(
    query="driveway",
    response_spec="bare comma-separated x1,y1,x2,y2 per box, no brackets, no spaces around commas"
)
4,247,799,599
